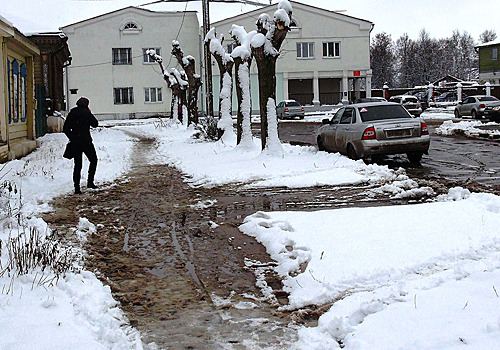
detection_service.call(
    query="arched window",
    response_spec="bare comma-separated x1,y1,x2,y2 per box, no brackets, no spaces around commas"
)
123,22,138,30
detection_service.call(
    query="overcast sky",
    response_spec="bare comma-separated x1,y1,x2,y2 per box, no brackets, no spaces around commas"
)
2,0,499,42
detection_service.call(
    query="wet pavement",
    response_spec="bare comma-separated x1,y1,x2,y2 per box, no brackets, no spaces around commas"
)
273,121,500,194
44,120,499,349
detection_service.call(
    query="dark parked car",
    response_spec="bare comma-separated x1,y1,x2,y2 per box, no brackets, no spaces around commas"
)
454,95,500,119
484,104,500,122
276,100,305,120
317,102,430,163
435,91,467,102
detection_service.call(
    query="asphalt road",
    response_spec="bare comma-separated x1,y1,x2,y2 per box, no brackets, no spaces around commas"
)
254,120,500,191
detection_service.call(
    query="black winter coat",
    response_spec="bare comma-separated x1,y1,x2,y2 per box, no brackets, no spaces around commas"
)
63,106,99,145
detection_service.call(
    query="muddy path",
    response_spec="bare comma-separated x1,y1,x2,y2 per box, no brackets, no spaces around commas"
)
44,132,424,349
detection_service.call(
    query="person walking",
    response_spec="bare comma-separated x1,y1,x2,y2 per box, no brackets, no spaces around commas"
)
63,97,99,194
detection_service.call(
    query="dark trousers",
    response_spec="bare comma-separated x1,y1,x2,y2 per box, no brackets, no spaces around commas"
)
73,142,98,188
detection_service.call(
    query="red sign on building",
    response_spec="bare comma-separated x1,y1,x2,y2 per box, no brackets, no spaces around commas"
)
353,70,361,76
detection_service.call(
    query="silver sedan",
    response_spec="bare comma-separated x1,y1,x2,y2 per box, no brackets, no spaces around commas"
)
454,95,500,119
317,102,430,163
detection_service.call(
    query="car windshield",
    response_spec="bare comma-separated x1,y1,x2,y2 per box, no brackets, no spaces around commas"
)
477,96,499,102
358,105,412,122
286,101,301,107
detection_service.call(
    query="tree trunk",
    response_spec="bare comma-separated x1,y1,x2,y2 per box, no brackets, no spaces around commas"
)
234,57,253,145
253,46,277,150
172,42,201,125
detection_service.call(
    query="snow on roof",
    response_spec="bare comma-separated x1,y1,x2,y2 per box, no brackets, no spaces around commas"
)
475,39,500,47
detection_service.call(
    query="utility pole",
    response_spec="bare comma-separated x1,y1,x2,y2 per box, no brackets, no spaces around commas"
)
202,0,214,117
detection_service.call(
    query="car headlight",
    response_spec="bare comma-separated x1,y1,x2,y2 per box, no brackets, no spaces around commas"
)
493,106,500,111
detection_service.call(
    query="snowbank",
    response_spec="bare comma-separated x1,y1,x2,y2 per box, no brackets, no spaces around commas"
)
0,128,139,349
240,188,500,348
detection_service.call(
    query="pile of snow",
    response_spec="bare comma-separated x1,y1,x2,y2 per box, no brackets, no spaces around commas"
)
436,120,500,138
240,188,500,349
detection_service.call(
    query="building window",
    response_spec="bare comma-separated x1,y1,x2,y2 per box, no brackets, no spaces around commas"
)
323,42,341,58
112,48,132,65
297,42,314,59
493,47,498,61
227,43,237,54
123,22,138,30
114,87,134,104
144,87,162,103
143,48,161,63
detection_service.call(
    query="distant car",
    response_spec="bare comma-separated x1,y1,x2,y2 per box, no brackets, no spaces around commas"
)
276,100,305,120
435,91,467,102
352,97,387,104
454,95,500,119
388,95,422,117
410,91,429,110
484,104,500,122
316,102,430,163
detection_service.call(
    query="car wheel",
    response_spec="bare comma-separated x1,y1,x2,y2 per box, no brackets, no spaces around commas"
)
347,144,359,160
471,110,477,119
454,109,460,118
407,151,423,164
317,136,325,151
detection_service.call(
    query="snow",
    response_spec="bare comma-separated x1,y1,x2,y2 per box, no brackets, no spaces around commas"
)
229,25,256,60
436,120,500,138
250,32,266,49
235,62,255,150
278,0,293,14
241,188,500,348
1,117,499,349
217,72,236,146
0,128,140,349
263,97,284,156
274,8,291,27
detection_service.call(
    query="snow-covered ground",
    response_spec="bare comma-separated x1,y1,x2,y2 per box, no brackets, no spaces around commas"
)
436,120,500,139
1,118,499,349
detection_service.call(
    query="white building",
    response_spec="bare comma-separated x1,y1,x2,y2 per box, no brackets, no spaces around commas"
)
210,0,373,111
61,7,200,120
61,1,373,119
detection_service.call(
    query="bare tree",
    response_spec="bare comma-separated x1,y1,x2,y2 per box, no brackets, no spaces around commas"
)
205,27,236,145
480,29,497,44
171,40,202,125
250,0,292,154
230,24,257,148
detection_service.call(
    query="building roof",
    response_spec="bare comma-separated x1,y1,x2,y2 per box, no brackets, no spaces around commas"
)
212,0,373,28
475,39,500,48
60,6,197,30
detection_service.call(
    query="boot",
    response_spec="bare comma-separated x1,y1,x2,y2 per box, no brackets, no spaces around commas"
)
87,182,98,189
74,185,82,195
